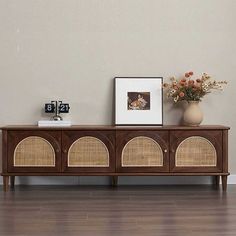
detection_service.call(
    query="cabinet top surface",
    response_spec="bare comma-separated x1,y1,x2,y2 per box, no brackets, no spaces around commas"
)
0,125,230,130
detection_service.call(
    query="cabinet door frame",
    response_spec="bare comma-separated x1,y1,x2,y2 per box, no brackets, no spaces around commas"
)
116,130,169,172
62,130,115,173
7,130,62,173
170,130,223,172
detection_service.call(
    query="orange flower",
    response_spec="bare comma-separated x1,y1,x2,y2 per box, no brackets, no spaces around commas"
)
185,73,190,78
179,79,187,86
189,71,193,76
179,92,185,97
188,80,194,85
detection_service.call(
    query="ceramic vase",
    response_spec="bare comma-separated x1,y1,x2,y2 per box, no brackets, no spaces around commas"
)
183,101,203,126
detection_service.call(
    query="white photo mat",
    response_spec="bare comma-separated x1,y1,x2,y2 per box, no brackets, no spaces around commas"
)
115,77,163,125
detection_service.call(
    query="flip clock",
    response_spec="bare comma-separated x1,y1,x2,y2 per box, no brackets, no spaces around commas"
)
45,101,70,120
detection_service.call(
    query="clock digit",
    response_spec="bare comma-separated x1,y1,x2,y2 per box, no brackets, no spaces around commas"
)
45,103,55,113
59,103,70,113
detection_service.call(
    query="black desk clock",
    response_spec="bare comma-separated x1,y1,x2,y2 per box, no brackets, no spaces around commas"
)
45,101,70,120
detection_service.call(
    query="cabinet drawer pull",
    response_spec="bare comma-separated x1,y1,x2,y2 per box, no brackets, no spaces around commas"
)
56,149,60,153
63,149,67,153
163,149,168,153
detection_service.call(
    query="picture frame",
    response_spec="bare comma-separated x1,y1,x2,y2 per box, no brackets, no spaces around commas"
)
115,77,163,126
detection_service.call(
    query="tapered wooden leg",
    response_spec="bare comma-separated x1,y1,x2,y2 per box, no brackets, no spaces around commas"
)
221,175,228,191
10,176,15,189
214,176,220,188
111,176,118,186
3,176,9,192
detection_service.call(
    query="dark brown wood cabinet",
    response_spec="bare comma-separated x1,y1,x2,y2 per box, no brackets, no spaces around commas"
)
62,130,115,173
116,130,169,173
7,130,62,173
169,130,223,173
1,125,230,191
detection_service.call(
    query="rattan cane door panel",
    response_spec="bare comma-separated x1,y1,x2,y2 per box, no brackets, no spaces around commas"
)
62,131,115,172
116,131,169,172
14,136,55,167
68,137,109,167
7,131,61,173
170,130,222,172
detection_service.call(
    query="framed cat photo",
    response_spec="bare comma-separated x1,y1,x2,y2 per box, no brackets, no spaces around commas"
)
115,77,163,126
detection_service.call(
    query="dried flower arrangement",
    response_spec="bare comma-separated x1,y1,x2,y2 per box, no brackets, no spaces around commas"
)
163,72,227,103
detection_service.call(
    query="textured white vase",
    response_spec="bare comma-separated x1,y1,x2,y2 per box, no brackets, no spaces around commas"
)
183,101,203,126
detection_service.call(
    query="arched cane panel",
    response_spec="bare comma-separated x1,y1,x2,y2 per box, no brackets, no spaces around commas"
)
68,136,109,167
175,136,217,167
122,136,163,167
14,136,55,166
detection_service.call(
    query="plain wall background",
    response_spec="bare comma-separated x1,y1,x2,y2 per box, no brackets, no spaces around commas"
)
0,0,235,185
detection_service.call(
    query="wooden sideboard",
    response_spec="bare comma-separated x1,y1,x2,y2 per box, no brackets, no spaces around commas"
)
1,125,230,191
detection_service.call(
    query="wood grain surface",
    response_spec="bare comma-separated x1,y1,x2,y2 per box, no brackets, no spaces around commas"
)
0,185,235,236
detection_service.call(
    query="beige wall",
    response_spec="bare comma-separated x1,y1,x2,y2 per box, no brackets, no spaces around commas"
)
0,0,235,184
